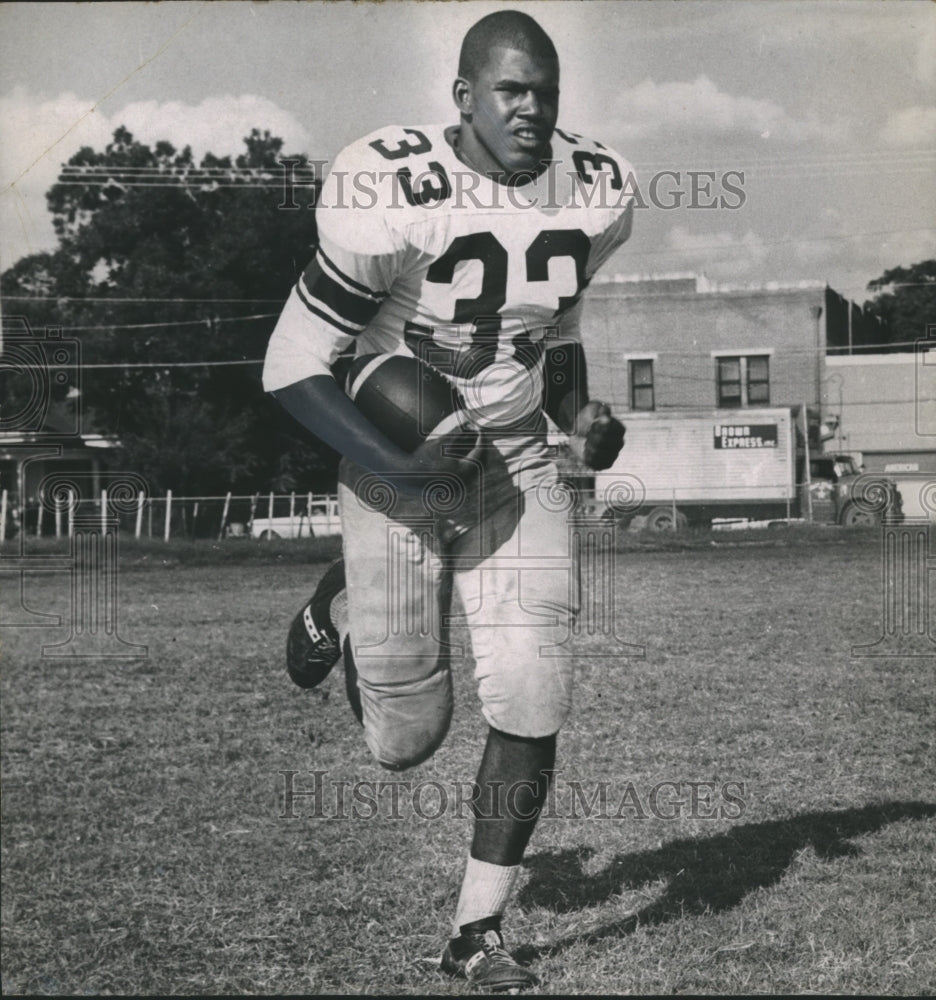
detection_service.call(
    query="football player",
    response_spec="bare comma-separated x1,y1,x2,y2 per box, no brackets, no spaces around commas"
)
263,10,633,991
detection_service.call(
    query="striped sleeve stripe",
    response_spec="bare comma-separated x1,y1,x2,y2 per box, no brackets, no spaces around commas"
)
294,279,366,337
299,259,383,332
317,247,389,301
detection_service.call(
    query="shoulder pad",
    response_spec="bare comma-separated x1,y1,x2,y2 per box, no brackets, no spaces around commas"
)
333,125,447,173
553,128,635,202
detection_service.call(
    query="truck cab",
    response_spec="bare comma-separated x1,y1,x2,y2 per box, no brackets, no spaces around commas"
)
810,453,902,527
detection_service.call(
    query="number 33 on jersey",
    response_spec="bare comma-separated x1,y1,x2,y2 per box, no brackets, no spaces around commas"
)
263,123,635,428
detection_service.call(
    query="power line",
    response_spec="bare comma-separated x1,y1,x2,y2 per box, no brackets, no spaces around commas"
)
651,398,921,407
56,167,319,178
9,278,936,302
611,227,936,257
46,170,933,191
589,338,930,357
77,359,263,370
57,165,319,173
3,295,287,303
48,312,277,332
57,166,310,172
61,152,936,169
7,342,930,371
4,280,932,307
51,180,302,191
53,164,319,192
819,399,922,406
53,153,934,181
630,150,936,166
6,359,264,370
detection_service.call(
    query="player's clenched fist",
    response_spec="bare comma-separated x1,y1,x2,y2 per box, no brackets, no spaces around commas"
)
410,429,483,493
570,401,625,471
409,430,486,545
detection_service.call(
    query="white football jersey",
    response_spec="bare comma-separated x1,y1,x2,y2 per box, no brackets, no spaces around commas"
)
263,123,635,428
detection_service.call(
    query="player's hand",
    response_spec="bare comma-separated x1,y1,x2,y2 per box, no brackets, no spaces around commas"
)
408,429,485,546
569,400,625,471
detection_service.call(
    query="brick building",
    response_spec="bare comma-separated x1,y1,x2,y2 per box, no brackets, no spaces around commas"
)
581,274,834,417
577,274,934,520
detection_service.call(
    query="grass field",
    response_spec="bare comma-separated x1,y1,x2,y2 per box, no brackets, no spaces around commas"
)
2,530,934,995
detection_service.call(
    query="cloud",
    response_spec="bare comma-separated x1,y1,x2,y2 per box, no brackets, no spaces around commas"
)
791,224,936,302
1,87,312,187
1,88,111,191
115,95,312,162
606,75,846,144
666,225,768,280
880,106,936,147
0,88,312,268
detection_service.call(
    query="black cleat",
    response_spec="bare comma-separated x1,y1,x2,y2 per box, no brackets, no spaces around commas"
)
440,926,539,993
286,560,346,689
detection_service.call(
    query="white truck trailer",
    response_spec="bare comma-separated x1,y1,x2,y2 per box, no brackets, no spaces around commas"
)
577,408,894,530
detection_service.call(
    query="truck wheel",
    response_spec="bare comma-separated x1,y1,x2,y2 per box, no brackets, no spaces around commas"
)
840,503,878,528
258,529,280,540
646,506,688,532
602,506,635,530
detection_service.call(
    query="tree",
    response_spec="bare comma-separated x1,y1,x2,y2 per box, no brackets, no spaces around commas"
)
865,259,936,349
2,127,334,494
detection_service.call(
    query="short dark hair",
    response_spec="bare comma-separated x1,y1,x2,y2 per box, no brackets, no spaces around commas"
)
458,10,558,80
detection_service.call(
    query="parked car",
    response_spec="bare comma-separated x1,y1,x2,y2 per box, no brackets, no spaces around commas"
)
249,495,341,539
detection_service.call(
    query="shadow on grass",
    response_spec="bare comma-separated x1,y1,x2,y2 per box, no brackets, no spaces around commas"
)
517,801,936,957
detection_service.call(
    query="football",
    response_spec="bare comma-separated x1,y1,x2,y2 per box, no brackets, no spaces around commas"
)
346,352,463,452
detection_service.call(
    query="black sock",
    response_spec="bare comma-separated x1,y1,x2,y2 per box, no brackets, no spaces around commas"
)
452,915,502,955
343,635,362,724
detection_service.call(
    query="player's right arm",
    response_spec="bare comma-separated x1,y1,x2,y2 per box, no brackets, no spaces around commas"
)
272,373,477,497
271,374,409,477
266,288,476,495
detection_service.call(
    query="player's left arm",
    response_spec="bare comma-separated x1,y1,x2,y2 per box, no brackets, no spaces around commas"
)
543,308,624,472
543,141,634,470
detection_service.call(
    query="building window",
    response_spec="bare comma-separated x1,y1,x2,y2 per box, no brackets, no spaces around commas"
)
717,355,770,407
629,359,655,410
746,355,770,404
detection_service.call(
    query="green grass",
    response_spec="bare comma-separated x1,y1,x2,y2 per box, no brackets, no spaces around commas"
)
1,533,934,994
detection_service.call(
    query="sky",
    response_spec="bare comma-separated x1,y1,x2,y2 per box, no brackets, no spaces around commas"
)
1,0,934,303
